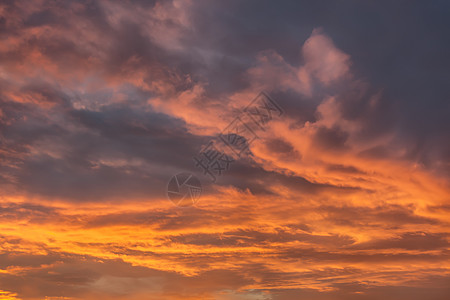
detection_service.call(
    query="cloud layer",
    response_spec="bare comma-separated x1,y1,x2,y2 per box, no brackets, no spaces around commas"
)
0,0,449,299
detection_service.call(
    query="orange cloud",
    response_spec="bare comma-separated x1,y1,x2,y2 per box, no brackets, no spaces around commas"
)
0,1,449,299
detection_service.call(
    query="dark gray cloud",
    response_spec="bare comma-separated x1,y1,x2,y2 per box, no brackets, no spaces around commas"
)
350,232,450,251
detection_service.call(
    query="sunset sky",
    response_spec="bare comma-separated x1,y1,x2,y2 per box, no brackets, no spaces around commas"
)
1,0,450,299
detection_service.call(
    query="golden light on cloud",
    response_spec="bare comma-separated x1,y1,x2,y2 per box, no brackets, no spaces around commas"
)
0,0,449,299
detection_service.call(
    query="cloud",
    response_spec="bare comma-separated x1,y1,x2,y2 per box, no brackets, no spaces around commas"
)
0,0,449,299
300,28,351,85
